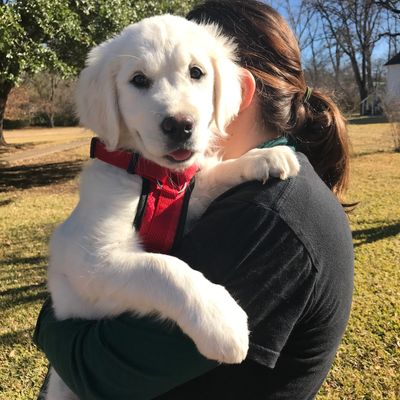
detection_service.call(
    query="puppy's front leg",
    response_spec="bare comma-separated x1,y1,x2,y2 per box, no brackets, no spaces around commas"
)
65,251,248,364
190,146,299,221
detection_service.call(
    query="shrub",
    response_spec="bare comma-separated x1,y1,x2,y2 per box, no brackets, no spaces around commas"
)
3,119,30,129
53,113,79,127
30,112,50,127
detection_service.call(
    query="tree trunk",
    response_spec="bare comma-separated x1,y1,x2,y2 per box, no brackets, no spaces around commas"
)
49,74,55,128
359,85,369,116
0,132,6,146
50,113,55,128
346,55,368,115
0,81,14,146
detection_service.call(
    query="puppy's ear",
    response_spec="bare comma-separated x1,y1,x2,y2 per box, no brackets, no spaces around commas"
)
75,42,121,151
209,30,242,135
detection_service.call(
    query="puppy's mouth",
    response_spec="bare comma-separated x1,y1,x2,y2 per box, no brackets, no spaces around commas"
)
165,149,194,164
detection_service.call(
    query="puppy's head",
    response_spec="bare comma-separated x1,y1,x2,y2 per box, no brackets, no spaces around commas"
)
76,15,242,169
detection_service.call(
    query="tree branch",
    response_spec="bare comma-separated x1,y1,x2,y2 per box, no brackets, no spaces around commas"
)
374,0,400,14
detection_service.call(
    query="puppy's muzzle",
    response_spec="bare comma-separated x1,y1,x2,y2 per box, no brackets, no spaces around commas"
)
161,115,194,144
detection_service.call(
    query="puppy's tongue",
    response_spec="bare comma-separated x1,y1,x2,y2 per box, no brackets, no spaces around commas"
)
168,149,193,161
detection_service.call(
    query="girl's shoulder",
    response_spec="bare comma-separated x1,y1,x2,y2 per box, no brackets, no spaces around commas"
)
210,152,353,273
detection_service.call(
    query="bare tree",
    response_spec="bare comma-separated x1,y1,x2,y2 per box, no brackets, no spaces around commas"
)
269,0,355,111
4,85,32,122
309,0,385,114
374,0,400,58
280,0,317,51
27,73,76,127
273,1,331,89
266,0,397,114
322,24,345,90
374,0,400,14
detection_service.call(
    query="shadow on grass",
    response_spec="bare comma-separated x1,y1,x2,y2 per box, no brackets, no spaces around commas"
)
1,282,46,297
348,116,388,125
0,160,83,192
0,328,35,347
0,281,47,311
0,143,36,156
0,198,14,207
353,222,400,247
0,255,47,267
352,149,393,158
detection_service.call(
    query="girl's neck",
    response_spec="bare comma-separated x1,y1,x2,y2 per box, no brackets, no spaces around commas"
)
219,99,276,160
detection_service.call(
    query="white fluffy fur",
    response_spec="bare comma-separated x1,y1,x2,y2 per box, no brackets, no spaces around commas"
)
46,15,300,400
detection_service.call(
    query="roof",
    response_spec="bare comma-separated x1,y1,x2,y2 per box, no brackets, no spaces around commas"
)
385,52,400,66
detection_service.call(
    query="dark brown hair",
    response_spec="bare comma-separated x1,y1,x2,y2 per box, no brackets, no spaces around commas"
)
187,0,350,197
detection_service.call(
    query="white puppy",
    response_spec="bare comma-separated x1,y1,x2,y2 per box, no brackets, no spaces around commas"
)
46,15,299,399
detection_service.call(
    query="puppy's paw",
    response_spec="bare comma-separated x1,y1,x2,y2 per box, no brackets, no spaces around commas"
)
180,281,249,364
241,146,300,182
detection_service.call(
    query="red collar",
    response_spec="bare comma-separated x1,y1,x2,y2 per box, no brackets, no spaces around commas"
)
90,137,197,188
90,137,197,253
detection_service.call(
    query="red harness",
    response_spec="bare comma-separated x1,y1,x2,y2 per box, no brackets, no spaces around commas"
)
90,138,197,253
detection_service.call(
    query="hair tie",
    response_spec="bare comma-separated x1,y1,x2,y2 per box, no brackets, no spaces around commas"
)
304,86,313,104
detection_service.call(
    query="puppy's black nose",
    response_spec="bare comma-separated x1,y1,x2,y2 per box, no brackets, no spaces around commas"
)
161,115,194,142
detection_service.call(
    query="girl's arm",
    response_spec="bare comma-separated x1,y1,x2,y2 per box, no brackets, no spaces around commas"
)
34,297,216,400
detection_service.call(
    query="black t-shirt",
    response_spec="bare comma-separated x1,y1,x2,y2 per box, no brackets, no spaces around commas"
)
156,152,354,399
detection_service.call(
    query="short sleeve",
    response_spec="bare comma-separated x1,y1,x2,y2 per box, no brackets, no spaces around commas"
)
172,191,317,368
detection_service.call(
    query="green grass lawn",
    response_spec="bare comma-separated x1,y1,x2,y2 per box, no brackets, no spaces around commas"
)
0,122,399,399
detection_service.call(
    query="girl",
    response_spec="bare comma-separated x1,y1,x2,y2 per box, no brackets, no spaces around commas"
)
35,1,354,399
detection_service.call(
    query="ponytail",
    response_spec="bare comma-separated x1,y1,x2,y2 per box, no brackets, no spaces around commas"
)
292,89,350,197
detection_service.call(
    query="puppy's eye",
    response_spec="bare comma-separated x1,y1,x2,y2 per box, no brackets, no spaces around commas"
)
190,66,204,80
130,73,151,89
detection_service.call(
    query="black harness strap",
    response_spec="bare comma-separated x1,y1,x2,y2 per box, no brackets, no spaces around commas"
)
170,177,196,253
133,178,150,231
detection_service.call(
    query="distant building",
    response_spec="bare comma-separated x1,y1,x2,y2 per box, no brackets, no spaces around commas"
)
385,52,400,104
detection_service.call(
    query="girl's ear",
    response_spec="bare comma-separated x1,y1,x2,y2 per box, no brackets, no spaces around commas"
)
239,68,256,112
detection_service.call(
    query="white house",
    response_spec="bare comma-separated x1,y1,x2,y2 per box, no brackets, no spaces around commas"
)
385,52,400,104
